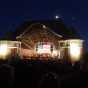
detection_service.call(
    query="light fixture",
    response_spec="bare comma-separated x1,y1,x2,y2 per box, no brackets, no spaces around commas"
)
43,25,46,29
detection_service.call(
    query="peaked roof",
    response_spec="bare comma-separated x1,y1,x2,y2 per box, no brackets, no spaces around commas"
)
15,19,80,39
16,23,62,39
16,23,63,49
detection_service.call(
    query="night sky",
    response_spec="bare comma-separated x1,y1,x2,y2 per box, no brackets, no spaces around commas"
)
0,0,88,50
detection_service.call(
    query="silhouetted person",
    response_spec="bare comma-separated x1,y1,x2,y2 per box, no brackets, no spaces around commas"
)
39,72,60,88
0,64,14,88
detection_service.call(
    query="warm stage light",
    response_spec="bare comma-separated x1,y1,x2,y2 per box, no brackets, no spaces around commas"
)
52,50,58,57
0,40,21,59
70,43,80,61
69,40,83,62
0,44,10,58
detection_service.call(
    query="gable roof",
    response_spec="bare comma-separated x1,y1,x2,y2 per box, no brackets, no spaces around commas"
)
10,19,80,41
16,23,62,39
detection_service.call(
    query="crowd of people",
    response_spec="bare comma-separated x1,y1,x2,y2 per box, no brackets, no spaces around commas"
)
0,57,87,88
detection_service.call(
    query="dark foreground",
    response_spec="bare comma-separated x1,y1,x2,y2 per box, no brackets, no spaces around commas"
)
0,58,87,88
